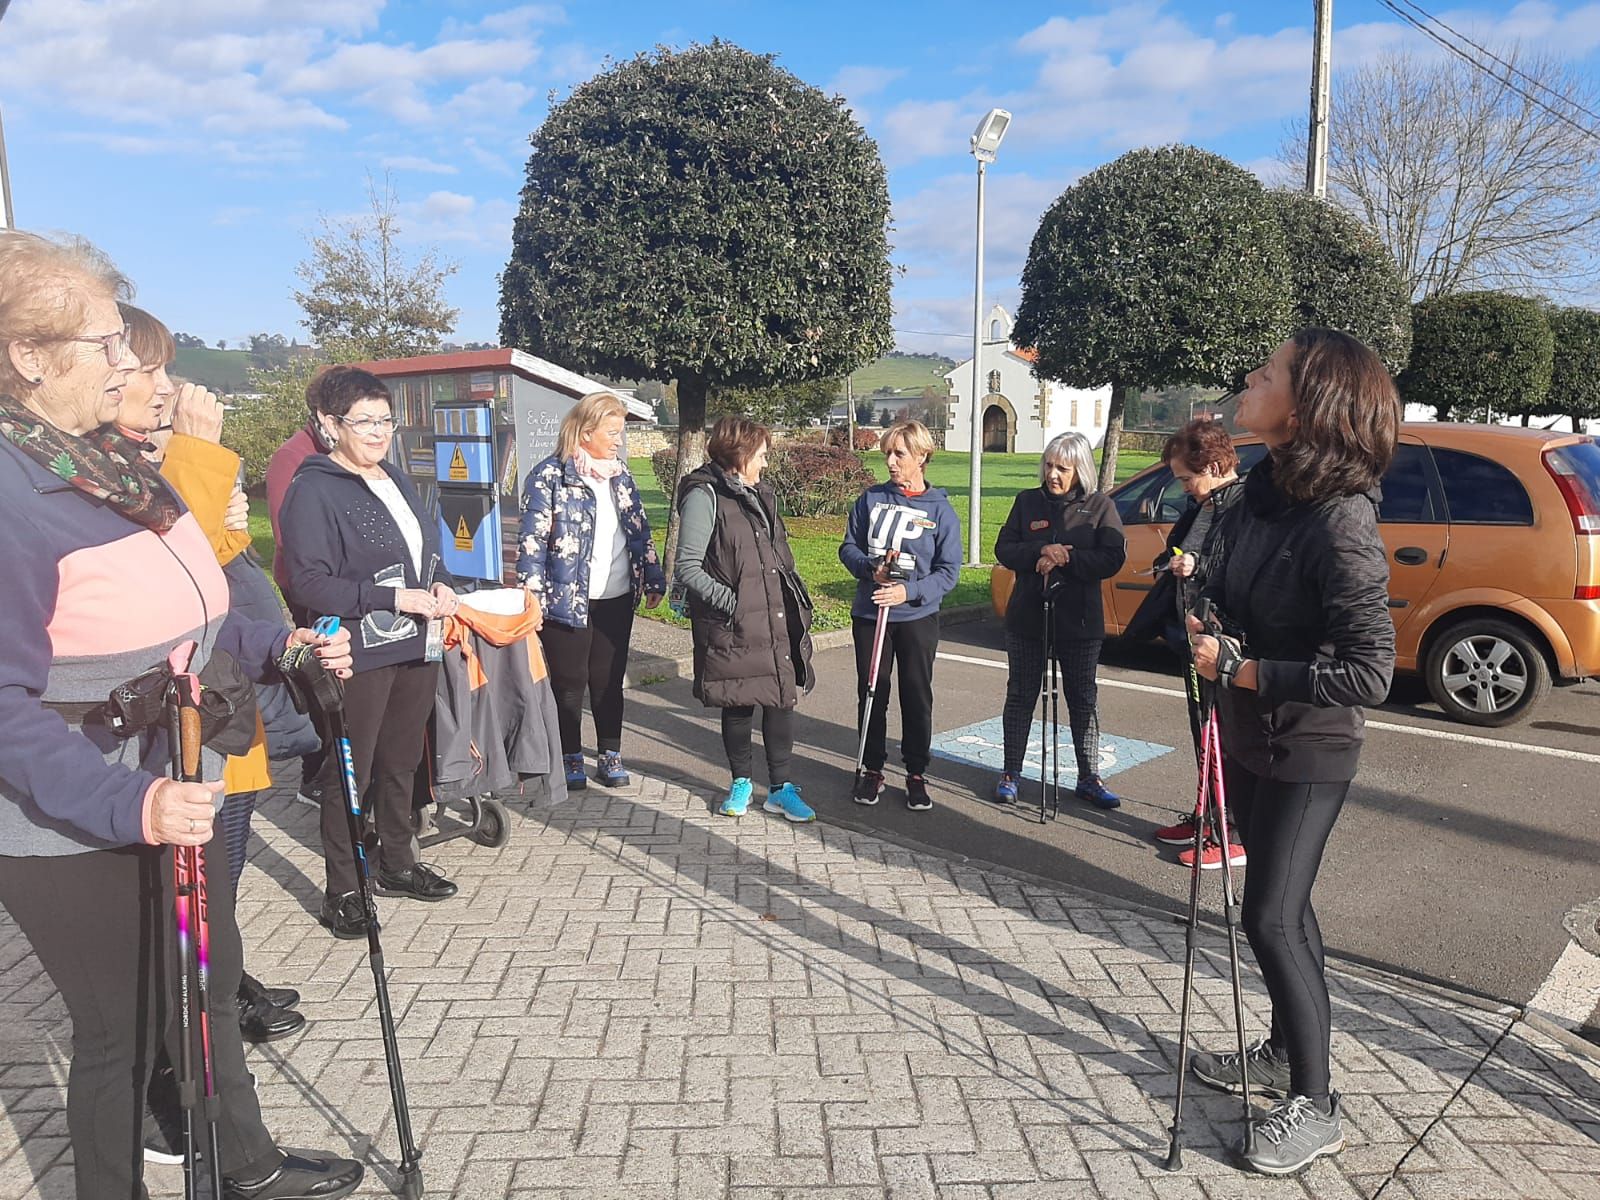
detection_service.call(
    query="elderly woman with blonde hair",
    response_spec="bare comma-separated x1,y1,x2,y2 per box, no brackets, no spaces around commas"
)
0,229,361,1200
518,391,666,790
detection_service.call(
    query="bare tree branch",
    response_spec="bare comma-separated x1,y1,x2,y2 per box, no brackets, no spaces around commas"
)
1285,46,1600,301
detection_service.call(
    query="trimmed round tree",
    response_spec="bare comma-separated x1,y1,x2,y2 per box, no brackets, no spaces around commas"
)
1267,189,1412,375
499,41,892,561
1400,291,1552,422
1012,145,1292,490
1543,306,1600,431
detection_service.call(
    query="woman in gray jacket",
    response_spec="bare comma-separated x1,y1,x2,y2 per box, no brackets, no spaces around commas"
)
673,416,816,822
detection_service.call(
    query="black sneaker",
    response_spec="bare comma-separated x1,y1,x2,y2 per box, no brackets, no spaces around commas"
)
905,774,933,811
318,891,368,940
222,1150,363,1200
853,769,883,806
1191,1037,1293,1099
240,972,300,1011
374,862,458,902
237,988,306,1045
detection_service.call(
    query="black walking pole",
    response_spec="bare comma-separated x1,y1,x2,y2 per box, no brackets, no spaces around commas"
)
851,552,909,799
165,644,224,1200
1165,599,1256,1168
285,620,425,1198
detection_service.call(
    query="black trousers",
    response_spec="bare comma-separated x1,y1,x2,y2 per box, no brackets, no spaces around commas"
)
0,842,279,1200
720,705,796,784
1226,762,1350,1100
319,659,438,896
220,789,258,891
541,594,635,756
852,613,940,775
1001,630,1104,780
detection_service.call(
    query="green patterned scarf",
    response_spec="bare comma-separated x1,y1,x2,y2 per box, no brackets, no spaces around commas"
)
0,392,182,533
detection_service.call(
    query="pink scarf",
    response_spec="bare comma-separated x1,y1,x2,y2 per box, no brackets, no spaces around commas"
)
573,446,623,480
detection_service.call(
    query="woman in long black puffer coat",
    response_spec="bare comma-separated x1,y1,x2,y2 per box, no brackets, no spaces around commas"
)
672,415,816,823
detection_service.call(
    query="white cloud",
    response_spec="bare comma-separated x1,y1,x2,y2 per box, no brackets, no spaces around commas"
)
382,155,460,175
212,206,264,227
878,100,968,166
828,65,907,100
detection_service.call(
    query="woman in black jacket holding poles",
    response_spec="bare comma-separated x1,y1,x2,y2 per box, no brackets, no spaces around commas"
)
1186,328,1398,1177
993,431,1127,809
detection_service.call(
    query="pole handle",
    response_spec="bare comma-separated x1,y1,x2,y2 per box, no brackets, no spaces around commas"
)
179,707,202,780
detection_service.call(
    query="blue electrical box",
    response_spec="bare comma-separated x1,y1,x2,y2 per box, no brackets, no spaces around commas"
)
433,402,495,487
437,487,503,583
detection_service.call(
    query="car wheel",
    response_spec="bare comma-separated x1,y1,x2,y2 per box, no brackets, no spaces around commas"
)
1423,617,1551,727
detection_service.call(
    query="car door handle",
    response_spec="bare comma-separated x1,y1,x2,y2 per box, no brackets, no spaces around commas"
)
1393,546,1429,566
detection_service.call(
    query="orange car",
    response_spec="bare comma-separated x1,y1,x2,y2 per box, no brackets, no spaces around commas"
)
993,424,1600,726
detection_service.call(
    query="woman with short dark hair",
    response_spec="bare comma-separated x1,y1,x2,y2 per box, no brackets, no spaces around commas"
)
673,416,816,821
1186,328,1399,1176
279,365,462,937
992,431,1127,809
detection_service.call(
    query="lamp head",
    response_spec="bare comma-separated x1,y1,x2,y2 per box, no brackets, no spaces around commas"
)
970,108,1011,164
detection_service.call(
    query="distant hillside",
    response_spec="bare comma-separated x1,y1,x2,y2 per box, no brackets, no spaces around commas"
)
850,353,957,396
174,347,253,394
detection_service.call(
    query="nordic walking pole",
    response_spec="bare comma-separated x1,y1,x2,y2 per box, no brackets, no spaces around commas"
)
1207,697,1256,1159
165,643,224,1200
851,572,894,793
1164,659,1216,1171
310,617,426,1198
1038,588,1054,824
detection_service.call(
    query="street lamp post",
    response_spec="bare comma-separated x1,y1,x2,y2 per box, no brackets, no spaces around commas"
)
966,107,1010,566
0,0,12,230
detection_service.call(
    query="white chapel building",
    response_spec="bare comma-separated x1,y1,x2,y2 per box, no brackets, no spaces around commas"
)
945,305,1112,454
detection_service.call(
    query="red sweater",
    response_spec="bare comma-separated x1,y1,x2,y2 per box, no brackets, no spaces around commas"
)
265,422,321,592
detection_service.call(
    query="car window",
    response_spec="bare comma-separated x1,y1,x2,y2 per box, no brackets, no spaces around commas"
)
1378,443,1441,523
1432,448,1534,525
1113,469,1174,525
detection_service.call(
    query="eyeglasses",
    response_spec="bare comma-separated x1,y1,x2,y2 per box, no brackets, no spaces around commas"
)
62,324,131,367
337,415,398,435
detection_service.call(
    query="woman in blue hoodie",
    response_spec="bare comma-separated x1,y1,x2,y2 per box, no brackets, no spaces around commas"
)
839,421,963,811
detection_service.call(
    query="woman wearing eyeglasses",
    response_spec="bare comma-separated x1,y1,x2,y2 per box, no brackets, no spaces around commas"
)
279,366,462,937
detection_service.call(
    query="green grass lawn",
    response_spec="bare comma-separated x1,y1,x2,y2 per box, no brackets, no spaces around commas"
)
249,448,1158,634
633,448,1158,632
848,353,957,396
174,346,253,393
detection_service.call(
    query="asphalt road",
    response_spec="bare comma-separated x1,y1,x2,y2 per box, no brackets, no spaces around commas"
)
618,618,1600,1010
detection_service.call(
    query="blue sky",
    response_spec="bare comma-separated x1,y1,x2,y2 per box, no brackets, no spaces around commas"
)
6,1,1600,357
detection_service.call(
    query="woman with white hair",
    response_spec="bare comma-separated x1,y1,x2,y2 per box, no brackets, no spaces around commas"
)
992,431,1127,809
518,391,666,790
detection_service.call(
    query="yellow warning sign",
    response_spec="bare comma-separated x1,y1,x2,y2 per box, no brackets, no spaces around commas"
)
448,445,468,481
454,514,473,550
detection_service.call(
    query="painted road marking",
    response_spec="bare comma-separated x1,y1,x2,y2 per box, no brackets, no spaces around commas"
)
935,651,1600,765
929,716,1172,783
1528,940,1600,1029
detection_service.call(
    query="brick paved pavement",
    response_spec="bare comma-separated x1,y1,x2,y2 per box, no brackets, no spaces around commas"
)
2,774,1597,1199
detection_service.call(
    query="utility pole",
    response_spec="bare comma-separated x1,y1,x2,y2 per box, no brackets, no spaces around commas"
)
0,0,12,230
845,373,855,446
1306,0,1333,198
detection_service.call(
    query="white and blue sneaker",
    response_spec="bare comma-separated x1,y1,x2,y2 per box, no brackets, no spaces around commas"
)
719,778,754,817
763,782,816,823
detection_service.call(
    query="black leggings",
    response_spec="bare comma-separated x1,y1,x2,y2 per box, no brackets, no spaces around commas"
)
320,659,439,896
852,613,940,775
541,594,635,756
0,843,279,1199
720,705,795,784
1226,763,1349,1099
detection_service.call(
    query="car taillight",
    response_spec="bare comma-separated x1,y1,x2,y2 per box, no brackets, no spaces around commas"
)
1579,585,1600,600
1543,446,1600,534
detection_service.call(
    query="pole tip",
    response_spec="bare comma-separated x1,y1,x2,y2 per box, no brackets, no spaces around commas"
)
1164,1142,1183,1171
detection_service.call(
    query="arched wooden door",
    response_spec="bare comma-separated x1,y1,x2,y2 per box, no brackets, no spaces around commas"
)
982,403,1009,452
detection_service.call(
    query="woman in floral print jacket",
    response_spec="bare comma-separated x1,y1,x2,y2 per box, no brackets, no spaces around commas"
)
518,391,666,790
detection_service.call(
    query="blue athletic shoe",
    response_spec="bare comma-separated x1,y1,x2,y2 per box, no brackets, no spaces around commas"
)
763,782,816,823
720,778,754,817
596,751,630,788
1076,776,1121,809
563,753,588,791
993,773,1019,805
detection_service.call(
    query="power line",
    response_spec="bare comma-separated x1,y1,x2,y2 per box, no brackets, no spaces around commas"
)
1388,0,1600,128
1373,0,1600,145
891,327,972,340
